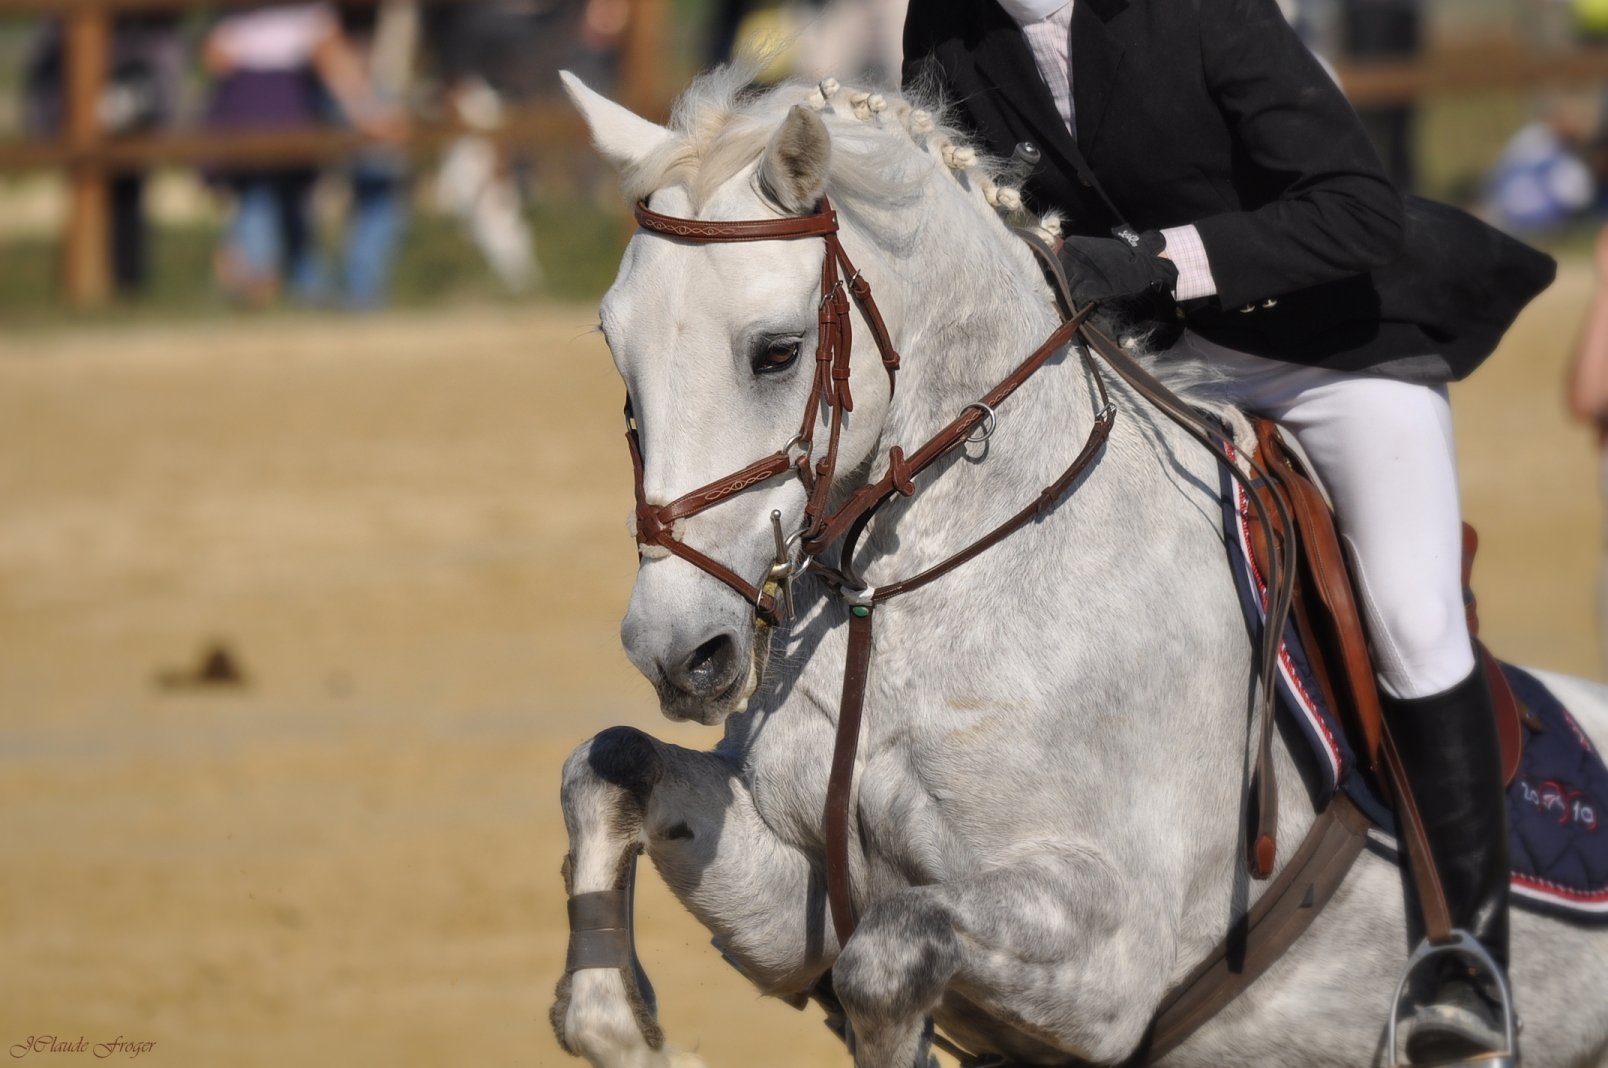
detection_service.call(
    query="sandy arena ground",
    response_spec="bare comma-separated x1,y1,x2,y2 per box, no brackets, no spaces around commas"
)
1,267,1603,1067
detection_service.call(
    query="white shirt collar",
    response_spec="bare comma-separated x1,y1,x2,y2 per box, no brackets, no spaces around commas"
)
996,0,1072,25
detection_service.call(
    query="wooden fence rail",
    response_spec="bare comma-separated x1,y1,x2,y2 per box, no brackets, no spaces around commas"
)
4,3,1608,307
0,0,664,307
1337,34,1608,106
0,104,587,169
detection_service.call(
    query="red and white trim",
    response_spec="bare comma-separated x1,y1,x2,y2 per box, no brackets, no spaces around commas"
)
1226,446,1344,787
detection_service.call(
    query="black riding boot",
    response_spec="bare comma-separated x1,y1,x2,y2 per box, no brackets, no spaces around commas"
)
1382,663,1514,1064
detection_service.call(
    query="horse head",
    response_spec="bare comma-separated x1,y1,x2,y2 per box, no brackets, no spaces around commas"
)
563,72,926,724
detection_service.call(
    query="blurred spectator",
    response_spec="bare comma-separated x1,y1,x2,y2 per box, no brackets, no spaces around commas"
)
1566,223,1608,668
795,0,907,86
791,0,906,85
422,0,620,292
707,1,818,80
203,2,402,306
22,14,184,296
1483,91,1603,233
425,0,597,101
335,0,417,309
708,1,905,87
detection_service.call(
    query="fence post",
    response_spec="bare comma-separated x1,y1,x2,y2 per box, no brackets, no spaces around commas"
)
620,0,667,121
64,4,111,308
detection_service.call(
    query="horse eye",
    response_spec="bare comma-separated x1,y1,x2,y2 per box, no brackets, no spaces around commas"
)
751,335,802,375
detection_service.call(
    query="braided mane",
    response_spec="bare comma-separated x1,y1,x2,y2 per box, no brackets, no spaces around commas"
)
619,66,1236,404
618,67,1066,245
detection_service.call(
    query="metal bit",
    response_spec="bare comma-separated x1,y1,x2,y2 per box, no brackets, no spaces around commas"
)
765,509,797,624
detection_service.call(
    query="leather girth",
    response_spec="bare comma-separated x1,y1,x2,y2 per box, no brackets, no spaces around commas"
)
1134,795,1372,1064
917,797,1371,1068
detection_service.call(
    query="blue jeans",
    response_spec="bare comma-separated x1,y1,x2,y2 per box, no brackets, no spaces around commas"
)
341,158,407,310
226,172,324,301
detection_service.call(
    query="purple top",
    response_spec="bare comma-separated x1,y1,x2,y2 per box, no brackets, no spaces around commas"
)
206,68,320,129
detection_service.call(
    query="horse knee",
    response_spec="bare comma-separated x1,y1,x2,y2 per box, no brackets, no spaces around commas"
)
577,726,665,803
833,892,962,1030
563,727,666,838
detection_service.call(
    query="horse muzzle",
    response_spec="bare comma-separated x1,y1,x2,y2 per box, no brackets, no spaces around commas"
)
621,577,762,724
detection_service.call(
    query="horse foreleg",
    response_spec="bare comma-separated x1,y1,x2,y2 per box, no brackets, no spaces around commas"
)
552,726,833,1066
552,727,674,1068
832,851,1167,1068
638,736,834,996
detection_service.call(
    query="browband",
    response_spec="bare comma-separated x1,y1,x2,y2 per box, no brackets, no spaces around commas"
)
635,199,840,242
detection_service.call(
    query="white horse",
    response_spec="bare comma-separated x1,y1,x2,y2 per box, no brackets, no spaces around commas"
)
552,69,1608,1068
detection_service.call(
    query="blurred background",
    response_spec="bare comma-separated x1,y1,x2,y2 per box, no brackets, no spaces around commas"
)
4,1,1608,1065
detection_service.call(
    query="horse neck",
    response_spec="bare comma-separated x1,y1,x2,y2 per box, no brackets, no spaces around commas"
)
759,183,1322,939
860,189,1071,462
841,184,1175,591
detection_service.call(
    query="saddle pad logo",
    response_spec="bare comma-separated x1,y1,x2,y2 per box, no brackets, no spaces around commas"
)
1518,779,1600,831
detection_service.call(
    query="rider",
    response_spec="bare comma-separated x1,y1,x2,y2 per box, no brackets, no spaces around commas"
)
902,0,1555,1061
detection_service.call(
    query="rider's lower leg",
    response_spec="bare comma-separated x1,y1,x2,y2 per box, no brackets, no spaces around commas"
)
1382,662,1516,1065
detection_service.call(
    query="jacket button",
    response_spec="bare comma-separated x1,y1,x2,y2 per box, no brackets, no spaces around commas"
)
1012,141,1041,167
1261,298,1278,309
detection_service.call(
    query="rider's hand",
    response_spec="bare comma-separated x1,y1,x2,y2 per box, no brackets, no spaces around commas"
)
1058,230,1179,307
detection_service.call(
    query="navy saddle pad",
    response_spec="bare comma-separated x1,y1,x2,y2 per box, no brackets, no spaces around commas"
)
1220,462,1608,923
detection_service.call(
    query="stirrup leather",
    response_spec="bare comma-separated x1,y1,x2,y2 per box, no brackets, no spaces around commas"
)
1386,931,1519,1068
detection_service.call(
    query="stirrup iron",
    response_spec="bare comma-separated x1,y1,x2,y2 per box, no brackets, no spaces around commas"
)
1386,930,1518,1068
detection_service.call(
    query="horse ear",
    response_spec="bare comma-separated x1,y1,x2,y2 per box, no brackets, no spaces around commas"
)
759,105,832,213
560,70,671,168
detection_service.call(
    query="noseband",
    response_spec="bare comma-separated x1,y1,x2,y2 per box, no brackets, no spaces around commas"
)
626,196,901,624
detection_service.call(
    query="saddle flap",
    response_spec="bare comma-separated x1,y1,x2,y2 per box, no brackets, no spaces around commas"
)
1246,419,1522,785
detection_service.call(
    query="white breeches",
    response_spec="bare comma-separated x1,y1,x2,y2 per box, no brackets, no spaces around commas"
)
1177,331,1476,700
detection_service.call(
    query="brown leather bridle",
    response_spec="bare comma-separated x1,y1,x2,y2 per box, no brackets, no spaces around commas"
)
624,190,1116,929
626,196,1104,624
626,196,902,624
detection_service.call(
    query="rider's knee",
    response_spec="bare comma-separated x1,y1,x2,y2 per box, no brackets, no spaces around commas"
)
1372,594,1474,700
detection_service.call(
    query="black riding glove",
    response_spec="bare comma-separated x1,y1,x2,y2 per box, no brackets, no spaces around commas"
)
1058,230,1179,307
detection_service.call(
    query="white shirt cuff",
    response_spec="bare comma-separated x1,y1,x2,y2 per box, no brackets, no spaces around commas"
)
1160,224,1216,302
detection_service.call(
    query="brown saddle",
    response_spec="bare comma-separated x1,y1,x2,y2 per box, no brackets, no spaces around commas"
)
1136,418,1534,1062
1243,417,1526,790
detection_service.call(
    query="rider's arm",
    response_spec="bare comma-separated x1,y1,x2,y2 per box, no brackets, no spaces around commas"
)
1186,0,1406,311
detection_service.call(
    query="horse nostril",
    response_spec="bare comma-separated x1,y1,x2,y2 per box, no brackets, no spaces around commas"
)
678,633,740,695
